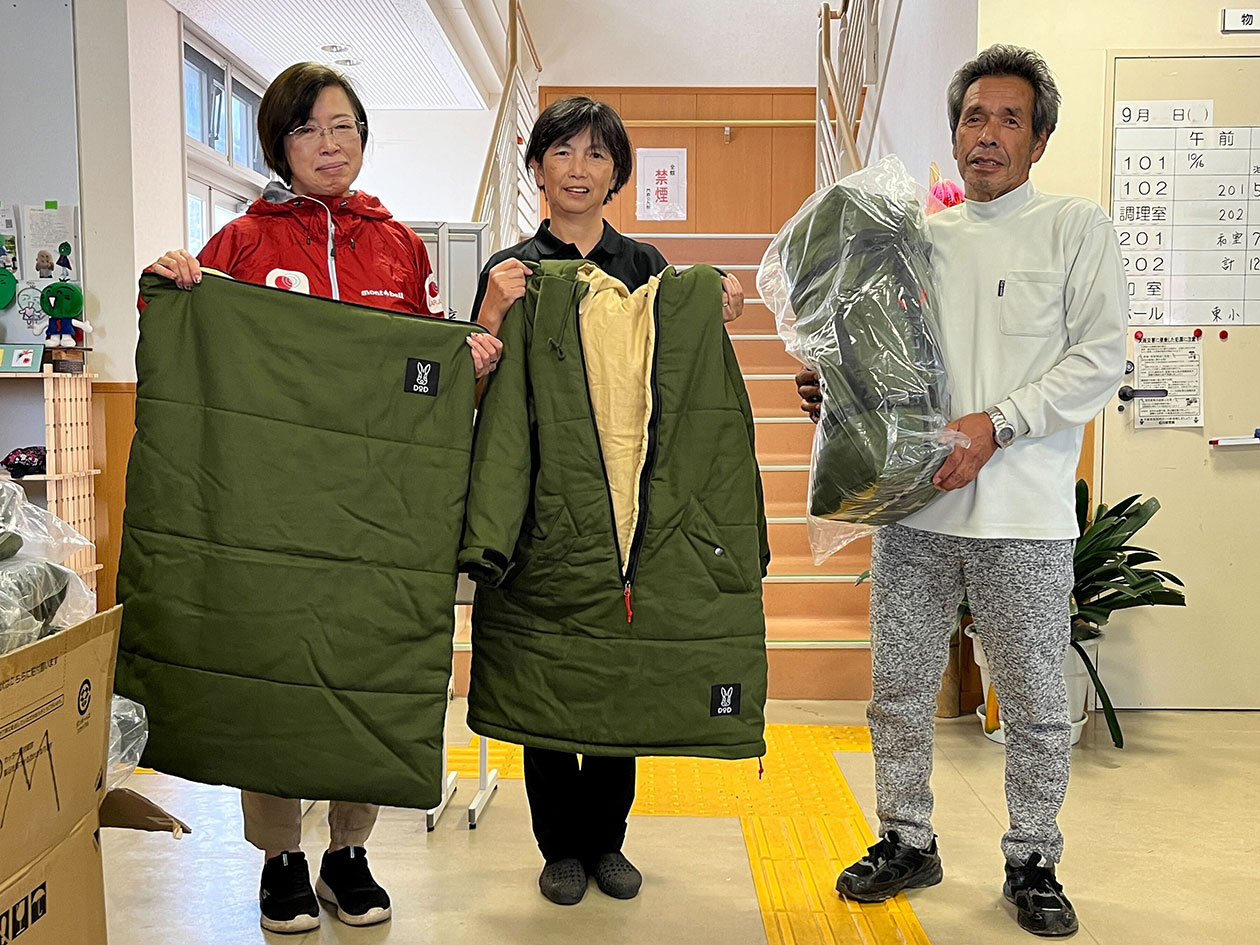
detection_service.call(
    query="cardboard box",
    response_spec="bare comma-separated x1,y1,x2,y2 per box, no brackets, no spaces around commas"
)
0,607,188,944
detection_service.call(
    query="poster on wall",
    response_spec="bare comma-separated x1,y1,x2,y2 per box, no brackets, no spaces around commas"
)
0,203,19,280
1134,333,1204,429
636,148,687,222
21,204,77,284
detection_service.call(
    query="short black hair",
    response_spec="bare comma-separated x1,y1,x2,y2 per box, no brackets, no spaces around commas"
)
947,44,1060,144
258,62,369,185
525,96,633,205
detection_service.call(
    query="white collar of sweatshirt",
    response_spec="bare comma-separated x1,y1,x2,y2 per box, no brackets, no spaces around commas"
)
896,177,1128,541
960,178,1035,222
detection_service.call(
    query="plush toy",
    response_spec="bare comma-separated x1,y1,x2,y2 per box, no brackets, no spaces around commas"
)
35,249,54,279
56,241,73,280
40,281,91,347
930,179,966,208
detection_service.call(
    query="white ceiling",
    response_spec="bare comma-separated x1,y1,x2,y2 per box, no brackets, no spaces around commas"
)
169,0,486,109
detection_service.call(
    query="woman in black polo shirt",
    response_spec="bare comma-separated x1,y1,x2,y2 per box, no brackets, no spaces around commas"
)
472,96,744,907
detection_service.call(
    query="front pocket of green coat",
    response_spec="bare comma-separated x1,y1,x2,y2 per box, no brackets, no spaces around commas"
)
682,497,755,594
507,504,577,588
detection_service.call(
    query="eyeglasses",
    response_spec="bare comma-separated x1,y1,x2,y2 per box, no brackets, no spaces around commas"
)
286,119,365,146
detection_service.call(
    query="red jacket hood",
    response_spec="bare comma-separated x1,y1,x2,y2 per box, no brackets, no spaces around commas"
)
246,181,395,221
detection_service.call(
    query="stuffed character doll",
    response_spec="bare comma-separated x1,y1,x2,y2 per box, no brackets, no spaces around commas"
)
41,281,91,347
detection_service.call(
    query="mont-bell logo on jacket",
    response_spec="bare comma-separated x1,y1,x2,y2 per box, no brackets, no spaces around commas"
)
710,683,742,717
403,358,440,397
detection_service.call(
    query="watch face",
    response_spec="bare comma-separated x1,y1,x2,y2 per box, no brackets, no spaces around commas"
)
997,426,1015,446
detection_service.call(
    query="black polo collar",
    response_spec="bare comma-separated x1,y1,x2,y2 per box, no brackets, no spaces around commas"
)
532,219,626,261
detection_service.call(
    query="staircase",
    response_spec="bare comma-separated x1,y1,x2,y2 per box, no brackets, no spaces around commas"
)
643,233,872,700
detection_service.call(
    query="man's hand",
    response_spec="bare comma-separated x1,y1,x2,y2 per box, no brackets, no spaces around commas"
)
477,258,530,336
721,272,745,322
795,367,822,423
932,411,998,491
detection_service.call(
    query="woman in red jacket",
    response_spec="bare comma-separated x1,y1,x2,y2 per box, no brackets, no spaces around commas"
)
148,63,501,935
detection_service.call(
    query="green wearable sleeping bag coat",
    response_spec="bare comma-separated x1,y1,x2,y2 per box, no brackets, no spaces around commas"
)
116,273,483,809
459,260,769,759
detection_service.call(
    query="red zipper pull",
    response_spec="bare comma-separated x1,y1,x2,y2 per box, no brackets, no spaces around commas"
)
624,583,634,623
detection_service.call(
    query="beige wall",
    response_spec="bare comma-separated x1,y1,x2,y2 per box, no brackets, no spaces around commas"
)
978,0,1259,205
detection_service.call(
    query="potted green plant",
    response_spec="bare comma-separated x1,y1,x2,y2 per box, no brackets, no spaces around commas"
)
969,479,1186,748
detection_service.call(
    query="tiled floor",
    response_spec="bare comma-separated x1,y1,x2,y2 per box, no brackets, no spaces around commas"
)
103,700,1260,945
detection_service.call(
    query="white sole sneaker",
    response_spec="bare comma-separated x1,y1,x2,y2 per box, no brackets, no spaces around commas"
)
259,911,320,934
315,877,392,927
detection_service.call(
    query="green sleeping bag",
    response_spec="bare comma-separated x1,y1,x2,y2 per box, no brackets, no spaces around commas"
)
116,273,483,808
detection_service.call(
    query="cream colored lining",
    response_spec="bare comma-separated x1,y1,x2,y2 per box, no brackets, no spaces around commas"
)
576,264,659,572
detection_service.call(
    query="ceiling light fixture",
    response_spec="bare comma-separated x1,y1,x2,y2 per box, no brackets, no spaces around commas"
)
320,44,351,53
335,58,363,66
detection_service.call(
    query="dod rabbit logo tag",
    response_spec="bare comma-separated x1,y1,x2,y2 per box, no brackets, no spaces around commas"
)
403,358,441,397
710,682,741,717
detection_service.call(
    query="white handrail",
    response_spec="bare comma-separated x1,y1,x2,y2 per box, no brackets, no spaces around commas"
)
472,1,541,253
816,0,877,187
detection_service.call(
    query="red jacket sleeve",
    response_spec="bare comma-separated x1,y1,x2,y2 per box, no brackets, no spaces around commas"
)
407,229,443,318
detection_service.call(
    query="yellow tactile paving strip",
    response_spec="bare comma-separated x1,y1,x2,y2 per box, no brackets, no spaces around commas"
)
446,724,931,945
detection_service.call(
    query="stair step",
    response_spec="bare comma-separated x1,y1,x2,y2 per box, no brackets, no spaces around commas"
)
760,464,809,516
726,301,778,335
768,522,872,574
645,234,774,267
767,645,872,700
754,418,814,464
762,577,869,621
765,613,869,643
734,335,796,374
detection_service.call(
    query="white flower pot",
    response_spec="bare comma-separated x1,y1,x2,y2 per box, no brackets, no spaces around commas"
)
965,628,1097,747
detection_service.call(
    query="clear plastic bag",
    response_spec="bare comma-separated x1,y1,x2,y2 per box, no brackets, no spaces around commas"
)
0,479,93,564
0,480,96,652
108,695,150,790
757,156,966,563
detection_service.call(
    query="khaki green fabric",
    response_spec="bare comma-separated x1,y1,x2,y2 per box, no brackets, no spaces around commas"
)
459,261,769,759
116,273,483,809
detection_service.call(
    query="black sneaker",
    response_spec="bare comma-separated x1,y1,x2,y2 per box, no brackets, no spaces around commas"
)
592,852,642,900
538,858,588,905
259,851,319,934
315,846,392,927
836,830,943,902
1003,853,1078,937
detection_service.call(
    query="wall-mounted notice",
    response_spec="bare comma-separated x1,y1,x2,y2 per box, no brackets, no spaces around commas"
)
1112,99,1260,326
1134,333,1204,429
1222,9,1260,32
636,148,686,222
0,203,18,280
21,205,77,284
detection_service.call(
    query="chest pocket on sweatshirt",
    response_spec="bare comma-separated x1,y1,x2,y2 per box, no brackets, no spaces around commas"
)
999,270,1064,338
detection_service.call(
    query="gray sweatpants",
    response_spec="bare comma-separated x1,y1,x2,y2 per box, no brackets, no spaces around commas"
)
868,524,1074,865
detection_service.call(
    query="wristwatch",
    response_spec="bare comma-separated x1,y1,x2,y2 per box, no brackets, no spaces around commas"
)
985,406,1017,449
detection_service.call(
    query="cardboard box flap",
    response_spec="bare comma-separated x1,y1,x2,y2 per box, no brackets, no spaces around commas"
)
99,788,191,836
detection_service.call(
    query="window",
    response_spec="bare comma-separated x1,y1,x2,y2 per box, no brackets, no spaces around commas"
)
232,83,267,177
183,44,227,155
181,24,268,251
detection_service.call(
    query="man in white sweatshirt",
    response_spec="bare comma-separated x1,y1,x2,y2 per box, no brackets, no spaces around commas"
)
799,46,1127,937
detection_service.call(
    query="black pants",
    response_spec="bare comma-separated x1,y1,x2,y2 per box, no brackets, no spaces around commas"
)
523,747,636,863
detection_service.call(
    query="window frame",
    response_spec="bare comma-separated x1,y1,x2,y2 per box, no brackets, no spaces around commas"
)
180,20,270,251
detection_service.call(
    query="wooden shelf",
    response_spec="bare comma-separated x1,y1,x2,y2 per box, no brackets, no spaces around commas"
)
16,470,102,482
0,372,99,379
